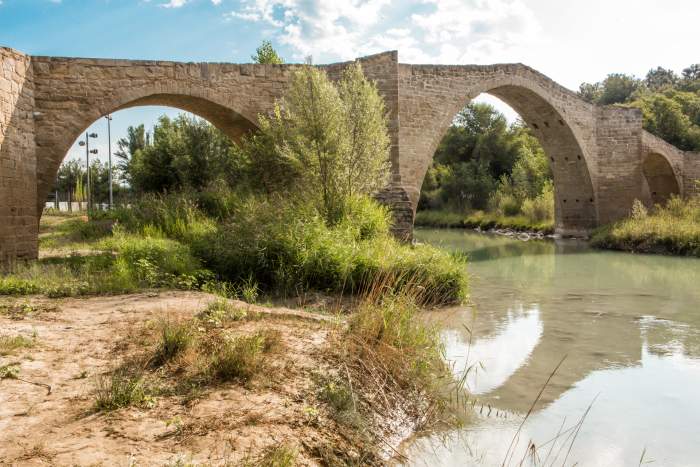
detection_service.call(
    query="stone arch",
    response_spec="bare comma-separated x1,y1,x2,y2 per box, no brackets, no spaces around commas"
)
36,88,260,217
642,152,680,206
412,73,597,236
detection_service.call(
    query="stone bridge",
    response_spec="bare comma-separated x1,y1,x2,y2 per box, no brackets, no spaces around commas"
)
2,46,699,261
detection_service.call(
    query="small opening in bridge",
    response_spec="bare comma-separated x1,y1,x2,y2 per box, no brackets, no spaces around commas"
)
565,156,569,161
590,198,594,203
558,119,564,126
575,199,579,203
577,155,582,160
532,123,539,129
563,199,567,203
544,121,550,128
550,157,555,162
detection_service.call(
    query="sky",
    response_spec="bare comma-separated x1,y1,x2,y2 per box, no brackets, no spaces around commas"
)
1,0,698,165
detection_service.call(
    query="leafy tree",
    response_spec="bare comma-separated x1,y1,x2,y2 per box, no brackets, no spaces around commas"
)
124,115,241,193
680,64,700,92
115,124,148,183
578,64,700,151
251,40,284,64
578,82,602,103
645,67,678,91
238,63,390,223
627,92,700,151
598,73,641,105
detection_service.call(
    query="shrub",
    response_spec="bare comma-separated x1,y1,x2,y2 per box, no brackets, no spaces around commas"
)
94,369,154,412
0,334,35,356
522,180,555,223
209,333,269,382
591,195,700,256
152,320,194,367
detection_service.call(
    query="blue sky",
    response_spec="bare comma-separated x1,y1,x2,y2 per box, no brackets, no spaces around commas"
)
1,0,698,165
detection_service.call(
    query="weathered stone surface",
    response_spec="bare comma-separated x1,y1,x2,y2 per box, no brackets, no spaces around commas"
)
0,46,697,260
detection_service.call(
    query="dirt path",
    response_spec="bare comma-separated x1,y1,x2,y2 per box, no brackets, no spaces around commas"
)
0,291,346,466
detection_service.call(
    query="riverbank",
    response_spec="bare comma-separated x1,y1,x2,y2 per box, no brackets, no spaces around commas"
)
415,210,554,235
0,290,459,465
1,215,465,464
590,198,700,257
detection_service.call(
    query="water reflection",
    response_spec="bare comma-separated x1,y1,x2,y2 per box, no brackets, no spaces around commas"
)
405,229,700,466
442,307,542,395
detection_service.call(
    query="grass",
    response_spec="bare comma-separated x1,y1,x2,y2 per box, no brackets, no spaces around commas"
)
415,209,554,234
113,191,468,305
7,192,468,306
317,275,464,454
92,304,280,412
209,331,279,383
591,197,700,256
241,445,298,467
0,334,35,356
93,369,155,412
151,319,194,367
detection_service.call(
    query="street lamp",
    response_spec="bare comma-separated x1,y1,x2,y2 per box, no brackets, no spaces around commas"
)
78,132,98,212
105,115,113,209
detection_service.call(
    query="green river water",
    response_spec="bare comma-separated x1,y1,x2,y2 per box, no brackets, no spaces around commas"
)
403,228,700,467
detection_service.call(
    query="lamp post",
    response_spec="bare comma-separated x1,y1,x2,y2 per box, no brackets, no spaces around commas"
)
105,114,113,209
78,132,98,213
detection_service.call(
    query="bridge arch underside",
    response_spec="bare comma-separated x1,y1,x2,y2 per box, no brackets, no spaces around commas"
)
641,152,680,206
420,83,597,235
36,93,258,217
487,86,597,234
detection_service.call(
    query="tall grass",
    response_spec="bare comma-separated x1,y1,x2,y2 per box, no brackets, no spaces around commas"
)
591,196,700,256
322,275,462,446
116,191,468,305
415,209,554,234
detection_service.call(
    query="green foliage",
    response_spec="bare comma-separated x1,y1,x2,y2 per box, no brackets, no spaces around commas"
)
626,90,700,151
419,103,552,222
122,115,241,194
415,209,554,234
0,334,35,356
238,64,390,224
251,40,284,64
152,319,194,367
521,180,555,223
591,196,700,256
578,63,700,151
94,369,154,412
209,332,269,382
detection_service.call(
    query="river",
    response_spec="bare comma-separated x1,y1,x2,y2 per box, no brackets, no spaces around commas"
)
403,228,700,467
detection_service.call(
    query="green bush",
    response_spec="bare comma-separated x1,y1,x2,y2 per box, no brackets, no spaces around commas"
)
186,195,466,304
591,195,700,256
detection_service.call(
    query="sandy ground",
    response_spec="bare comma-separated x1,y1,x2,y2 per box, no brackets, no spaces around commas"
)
0,291,352,466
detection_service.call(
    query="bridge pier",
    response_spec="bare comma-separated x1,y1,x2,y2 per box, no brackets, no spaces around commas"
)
0,48,38,263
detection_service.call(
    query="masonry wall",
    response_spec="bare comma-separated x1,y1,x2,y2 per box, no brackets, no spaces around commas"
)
0,47,37,262
594,107,645,224
685,152,700,198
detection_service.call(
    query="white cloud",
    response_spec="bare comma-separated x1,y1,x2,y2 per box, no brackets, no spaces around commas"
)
227,0,540,64
161,0,187,8
211,0,222,5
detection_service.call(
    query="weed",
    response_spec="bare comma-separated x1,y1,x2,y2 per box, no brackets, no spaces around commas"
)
241,444,297,467
209,333,268,382
0,334,35,356
0,363,20,379
152,319,194,367
197,298,247,327
592,195,700,256
94,369,155,412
